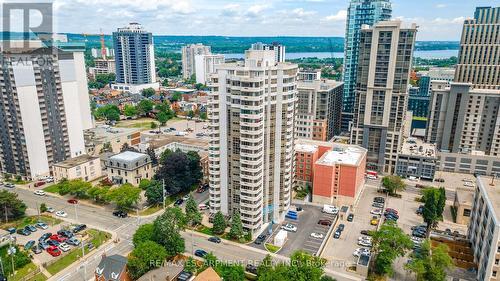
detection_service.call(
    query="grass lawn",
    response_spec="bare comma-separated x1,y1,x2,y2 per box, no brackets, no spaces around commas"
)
139,205,163,216
193,225,230,240
45,229,111,275
26,272,47,281
265,243,280,253
43,184,60,194
1,215,62,229
11,262,39,281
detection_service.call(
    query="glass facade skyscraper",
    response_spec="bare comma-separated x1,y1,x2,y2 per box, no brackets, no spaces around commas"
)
342,0,392,132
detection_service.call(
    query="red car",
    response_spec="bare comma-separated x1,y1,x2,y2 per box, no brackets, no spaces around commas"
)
47,246,61,257
50,234,67,242
67,199,78,204
34,181,46,187
385,208,398,214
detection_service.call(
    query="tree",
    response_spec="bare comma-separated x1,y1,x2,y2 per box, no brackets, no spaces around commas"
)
212,211,227,235
141,87,156,98
146,147,158,166
87,186,111,203
406,240,453,281
185,195,202,226
171,92,182,102
127,240,167,280
381,175,406,195
150,122,157,129
132,223,155,247
319,276,336,281
123,104,137,117
422,187,446,236
145,180,164,206
39,203,47,213
153,207,186,257
229,211,244,240
256,251,326,281
120,142,138,152
184,257,198,273
0,190,27,221
371,221,413,276
138,179,152,190
157,111,169,126
108,183,141,211
155,150,202,195
137,100,154,116
200,112,207,120
94,104,120,121
201,253,245,281
188,110,195,119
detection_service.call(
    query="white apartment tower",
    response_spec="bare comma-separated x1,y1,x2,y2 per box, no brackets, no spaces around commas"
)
0,41,91,179
182,44,211,79
207,50,298,234
350,21,417,173
251,42,286,63
195,54,224,85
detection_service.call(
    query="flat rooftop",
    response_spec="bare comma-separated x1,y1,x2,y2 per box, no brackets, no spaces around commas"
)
146,135,209,150
401,137,436,158
53,154,99,168
85,126,139,144
455,188,474,206
477,176,500,221
316,145,366,166
295,143,318,153
109,151,148,162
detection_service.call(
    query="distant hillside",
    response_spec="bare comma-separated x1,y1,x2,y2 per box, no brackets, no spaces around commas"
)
1,32,459,53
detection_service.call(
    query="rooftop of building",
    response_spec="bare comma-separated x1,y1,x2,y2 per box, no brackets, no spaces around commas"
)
109,151,149,163
84,125,139,145
455,187,474,206
295,139,334,153
53,154,99,169
137,263,184,281
143,135,209,150
297,79,344,90
316,145,366,166
477,176,500,222
401,137,436,158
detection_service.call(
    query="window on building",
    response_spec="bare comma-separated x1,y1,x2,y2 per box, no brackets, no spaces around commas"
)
463,209,471,217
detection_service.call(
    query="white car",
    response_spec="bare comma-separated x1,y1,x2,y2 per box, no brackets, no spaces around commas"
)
366,175,377,180
281,223,297,232
310,233,324,239
353,248,371,257
34,190,45,196
46,207,55,213
370,209,382,216
182,194,191,201
198,203,208,210
55,211,67,218
59,243,71,252
358,240,372,247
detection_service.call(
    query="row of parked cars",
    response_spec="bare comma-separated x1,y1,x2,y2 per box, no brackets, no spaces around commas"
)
25,224,87,257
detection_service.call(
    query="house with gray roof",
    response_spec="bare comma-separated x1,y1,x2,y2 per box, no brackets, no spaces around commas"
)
95,254,131,281
106,151,152,186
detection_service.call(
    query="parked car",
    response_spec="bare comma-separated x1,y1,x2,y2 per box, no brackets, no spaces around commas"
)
17,228,30,236
182,194,191,201
198,203,209,210
435,178,445,183
373,197,385,203
25,225,37,232
416,205,424,215
333,231,341,239
245,264,258,275
358,239,372,247
385,208,398,215
34,181,45,187
67,199,78,204
360,230,372,236
39,241,49,250
72,224,87,233
6,227,16,234
347,214,354,222
24,240,35,250
254,234,267,245
49,234,67,242
384,212,399,219
353,248,370,257
47,246,62,257
67,237,81,246
59,243,71,252
370,209,382,216
39,233,52,242
32,245,42,254
34,190,45,196
35,222,49,230
4,183,14,188
57,230,74,238
281,223,298,232
310,233,324,239
372,202,384,208
317,219,332,226
55,211,67,217
112,210,128,218
174,199,184,206
208,236,221,244
370,217,380,226
47,240,60,247
194,249,208,258
46,207,55,213
338,224,345,232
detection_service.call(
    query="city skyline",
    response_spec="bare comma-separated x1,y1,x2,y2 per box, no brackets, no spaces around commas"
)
4,0,494,41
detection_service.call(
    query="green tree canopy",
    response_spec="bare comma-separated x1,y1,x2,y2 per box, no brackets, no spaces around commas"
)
153,207,186,257
123,104,138,117
185,195,202,226
127,240,167,280
137,99,154,115
212,211,227,235
422,187,446,236
141,87,156,98
229,211,244,240
382,175,406,195
108,183,141,211
132,223,155,247
145,180,164,206
406,240,453,281
0,190,27,221
94,104,120,121
156,111,169,126
154,150,202,195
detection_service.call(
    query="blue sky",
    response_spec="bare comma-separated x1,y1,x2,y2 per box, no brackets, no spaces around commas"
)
8,0,500,40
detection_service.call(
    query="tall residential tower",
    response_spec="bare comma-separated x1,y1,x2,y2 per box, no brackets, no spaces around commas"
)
342,0,392,132
207,50,298,234
182,44,211,79
112,23,158,93
350,21,417,173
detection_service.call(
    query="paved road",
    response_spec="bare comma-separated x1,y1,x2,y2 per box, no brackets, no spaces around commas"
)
8,186,361,281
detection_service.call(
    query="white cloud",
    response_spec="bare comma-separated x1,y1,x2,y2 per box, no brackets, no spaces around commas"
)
247,4,270,15
436,4,447,8
290,8,316,17
324,10,347,22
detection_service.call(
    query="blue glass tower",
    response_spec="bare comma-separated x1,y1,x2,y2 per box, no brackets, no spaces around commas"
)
342,0,392,132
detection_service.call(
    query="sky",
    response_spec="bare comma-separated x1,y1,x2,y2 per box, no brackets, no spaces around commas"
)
3,0,499,40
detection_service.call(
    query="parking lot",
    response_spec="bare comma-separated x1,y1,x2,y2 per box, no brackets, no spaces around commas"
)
255,204,336,256
142,118,210,140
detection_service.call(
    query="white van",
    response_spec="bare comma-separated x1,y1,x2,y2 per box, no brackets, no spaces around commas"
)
322,205,338,215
